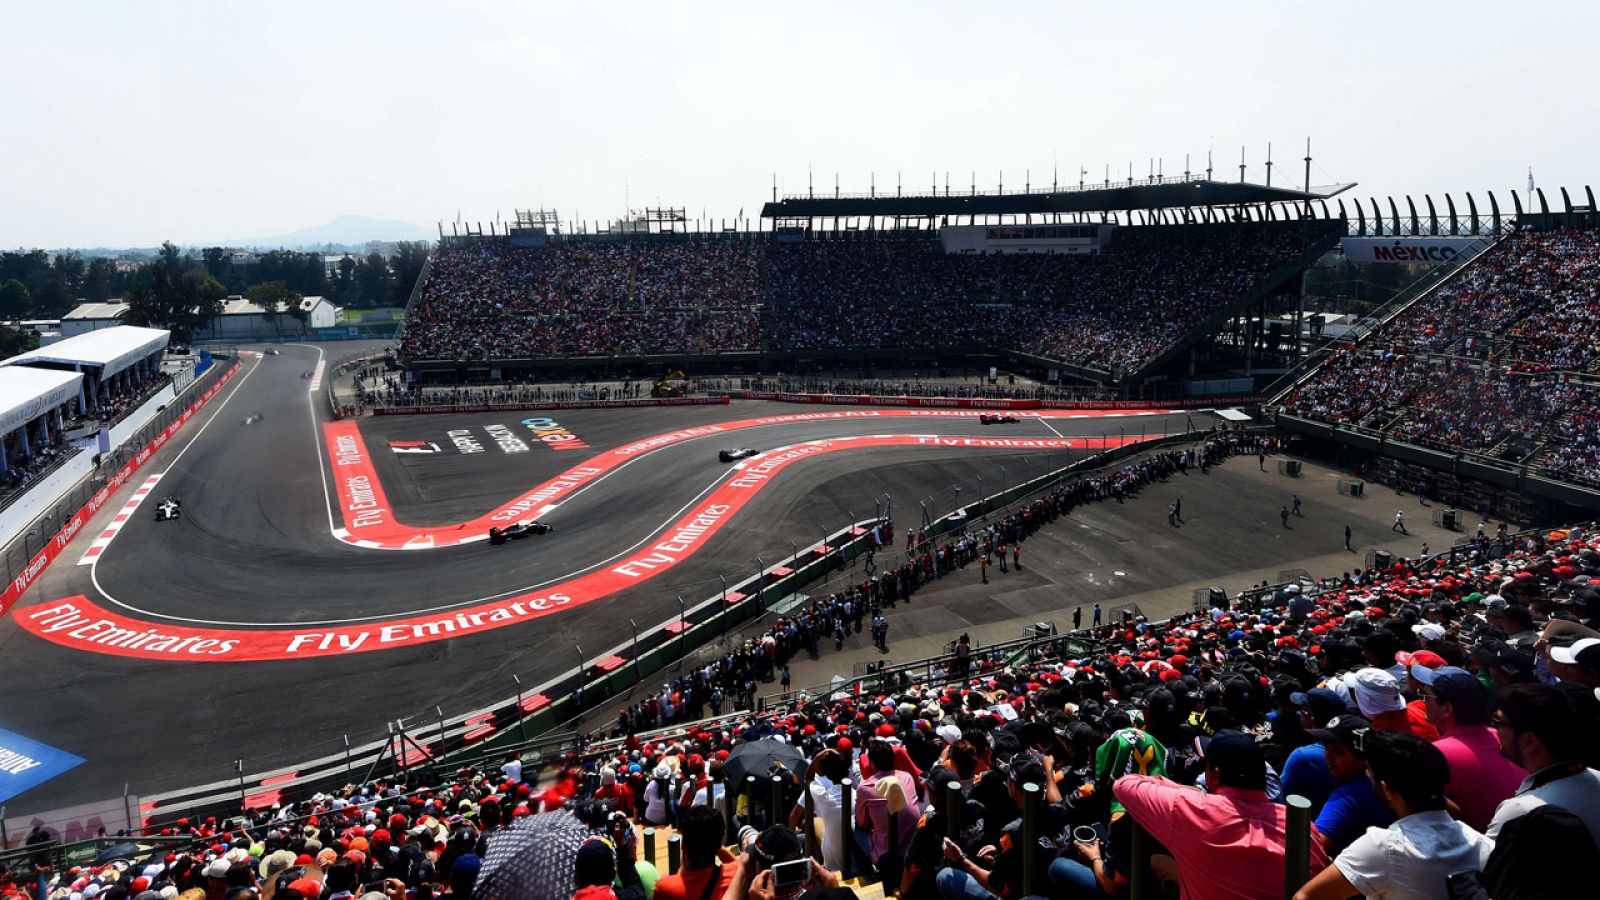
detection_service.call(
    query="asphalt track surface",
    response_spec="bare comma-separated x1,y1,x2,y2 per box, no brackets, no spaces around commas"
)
0,343,1201,813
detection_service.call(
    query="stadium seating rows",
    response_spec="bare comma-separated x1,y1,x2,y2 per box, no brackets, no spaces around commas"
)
1281,226,1600,486
400,224,1328,377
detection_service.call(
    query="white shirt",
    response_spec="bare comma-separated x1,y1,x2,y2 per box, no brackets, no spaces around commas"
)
1486,765,1600,845
501,759,522,783
690,782,726,809
1333,810,1493,900
794,776,852,872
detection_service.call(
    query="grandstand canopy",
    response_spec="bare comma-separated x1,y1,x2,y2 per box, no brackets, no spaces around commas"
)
760,178,1353,220
0,325,169,381
0,366,83,436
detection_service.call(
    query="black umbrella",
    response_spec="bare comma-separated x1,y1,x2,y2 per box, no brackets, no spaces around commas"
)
722,738,807,787
94,841,141,864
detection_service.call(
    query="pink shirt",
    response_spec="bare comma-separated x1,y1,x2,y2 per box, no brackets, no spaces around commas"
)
1434,724,1527,831
1113,775,1329,900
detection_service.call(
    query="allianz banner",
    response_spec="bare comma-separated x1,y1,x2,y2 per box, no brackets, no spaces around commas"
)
1341,237,1480,264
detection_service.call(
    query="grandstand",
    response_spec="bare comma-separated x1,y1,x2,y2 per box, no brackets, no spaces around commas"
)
400,179,1347,392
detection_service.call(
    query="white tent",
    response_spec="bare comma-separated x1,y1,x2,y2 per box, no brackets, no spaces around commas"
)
0,367,83,437
0,325,169,381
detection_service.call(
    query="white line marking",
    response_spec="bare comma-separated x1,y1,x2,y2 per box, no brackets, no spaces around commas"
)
77,474,163,564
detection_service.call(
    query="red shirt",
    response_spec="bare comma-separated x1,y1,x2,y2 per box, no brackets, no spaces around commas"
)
653,863,736,900
1113,775,1329,900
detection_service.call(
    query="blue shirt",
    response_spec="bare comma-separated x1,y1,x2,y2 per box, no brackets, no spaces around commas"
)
1281,743,1335,813
1315,775,1395,856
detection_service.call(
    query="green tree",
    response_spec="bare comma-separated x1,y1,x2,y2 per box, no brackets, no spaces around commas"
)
387,241,431,306
245,279,301,336
121,259,226,342
202,247,230,281
0,278,32,319
0,325,40,359
81,258,120,300
355,253,390,307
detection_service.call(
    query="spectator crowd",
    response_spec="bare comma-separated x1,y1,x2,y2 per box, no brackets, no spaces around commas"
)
399,224,1328,378
1281,225,1600,487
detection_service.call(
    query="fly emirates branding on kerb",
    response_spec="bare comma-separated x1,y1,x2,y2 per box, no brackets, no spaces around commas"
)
389,418,588,456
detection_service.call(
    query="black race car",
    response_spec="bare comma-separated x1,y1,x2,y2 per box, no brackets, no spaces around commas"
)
979,414,1019,425
719,448,759,462
154,497,182,521
488,520,553,544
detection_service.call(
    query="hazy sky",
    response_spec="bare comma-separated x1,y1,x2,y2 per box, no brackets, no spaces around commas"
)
3,1,1595,248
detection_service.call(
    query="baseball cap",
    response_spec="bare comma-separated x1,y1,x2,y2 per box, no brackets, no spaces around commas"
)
1203,731,1265,784
1411,623,1447,642
1306,714,1373,751
1411,664,1470,687
1290,687,1346,722
1396,649,1446,670
1350,668,1404,717
1424,669,1487,708
1551,637,1600,669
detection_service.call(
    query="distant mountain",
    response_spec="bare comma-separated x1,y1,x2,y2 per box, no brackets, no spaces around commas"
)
220,215,435,249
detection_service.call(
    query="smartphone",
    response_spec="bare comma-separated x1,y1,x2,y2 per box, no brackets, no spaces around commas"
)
770,858,810,889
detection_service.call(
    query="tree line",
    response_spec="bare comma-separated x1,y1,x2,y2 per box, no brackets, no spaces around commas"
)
0,241,430,347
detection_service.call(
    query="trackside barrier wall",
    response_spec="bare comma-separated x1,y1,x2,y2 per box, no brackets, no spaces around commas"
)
0,359,242,619
734,391,1258,411
371,396,732,415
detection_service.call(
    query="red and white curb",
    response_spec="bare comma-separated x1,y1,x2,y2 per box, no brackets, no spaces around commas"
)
307,360,326,392
78,474,163,565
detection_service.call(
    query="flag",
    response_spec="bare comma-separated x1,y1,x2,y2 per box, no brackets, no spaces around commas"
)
1528,167,1535,194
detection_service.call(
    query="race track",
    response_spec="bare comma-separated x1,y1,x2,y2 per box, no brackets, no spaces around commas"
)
0,343,1203,812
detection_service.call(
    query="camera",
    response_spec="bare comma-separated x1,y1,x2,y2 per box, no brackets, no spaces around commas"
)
770,858,810,889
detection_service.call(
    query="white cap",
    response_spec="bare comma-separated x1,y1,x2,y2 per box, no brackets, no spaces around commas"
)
1551,637,1600,666
1412,623,1446,642
1351,667,1404,717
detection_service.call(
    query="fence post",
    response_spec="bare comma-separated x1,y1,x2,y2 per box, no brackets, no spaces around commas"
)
770,775,784,829
945,781,963,839
1283,794,1313,899
666,832,681,874
643,827,657,866
744,775,758,830
802,779,818,859
838,778,853,880
1130,820,1153,899
1021,782,1040,898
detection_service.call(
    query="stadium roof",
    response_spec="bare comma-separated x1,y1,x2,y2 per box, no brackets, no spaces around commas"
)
0,366,83,435
0,325,169,381
760,178,1353,219
63,300,129,320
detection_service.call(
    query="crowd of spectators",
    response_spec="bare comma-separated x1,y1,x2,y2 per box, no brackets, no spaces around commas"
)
1281,225,1600,485
400,225,1325,377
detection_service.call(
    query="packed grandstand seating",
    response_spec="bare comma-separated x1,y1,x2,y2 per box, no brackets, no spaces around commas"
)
20,505,1598,899
399,223,1331,376
1280,226,1600,486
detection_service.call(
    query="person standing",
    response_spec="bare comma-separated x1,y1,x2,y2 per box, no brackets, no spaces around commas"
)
1012,545,1020,570
780,664,791,693
1093,603,1102,627
1174,497,1182,522
1344,524,1354,552
1281,506,1291,528
1393,510,1408,534
1169,501,1179,527
1292,495,1303,517
979,555,989,584
1073,606,1083,631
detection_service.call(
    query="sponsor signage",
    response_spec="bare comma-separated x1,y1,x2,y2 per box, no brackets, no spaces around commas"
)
18,431,1137,661
1340,237,1481,264
0,727,85,803
372,396,730,416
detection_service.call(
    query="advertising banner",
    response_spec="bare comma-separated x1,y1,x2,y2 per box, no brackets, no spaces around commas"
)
1340,237,1481,264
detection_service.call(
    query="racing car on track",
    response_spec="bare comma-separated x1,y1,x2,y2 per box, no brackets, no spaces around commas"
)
488,520,553,544
154,497,182,521
979,414,1019,425
719,447,759,462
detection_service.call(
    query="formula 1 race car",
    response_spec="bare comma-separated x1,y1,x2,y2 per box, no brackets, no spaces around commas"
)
488,520,553,544
718,448,759,462
154,497,182,521
978,414,1020,425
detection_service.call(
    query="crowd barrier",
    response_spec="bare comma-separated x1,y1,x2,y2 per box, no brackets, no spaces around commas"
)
736,390,1260,411
0,361,243,619
371,396,731,415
